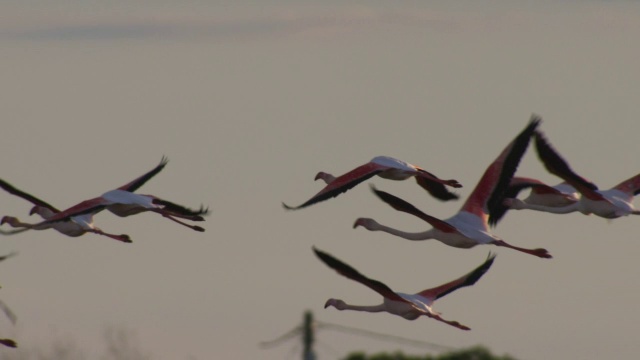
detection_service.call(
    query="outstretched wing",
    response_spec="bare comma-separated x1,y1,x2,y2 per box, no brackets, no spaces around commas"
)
488,176,553,226
534,131,600,199
117,156,169,192
283,162,384,210
463,115,541,219
414,171,459,201
41,197,108,223
370,186,459,233
313,247,408,303
0,300,16,325
612,173,640,196
0,252,17,263
0,178,59,213
416,253,496,301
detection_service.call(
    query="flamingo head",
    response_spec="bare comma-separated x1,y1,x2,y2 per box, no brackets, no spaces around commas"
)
352,218,379,230
0,216,17,226
324,298,347,310
314,171,336,184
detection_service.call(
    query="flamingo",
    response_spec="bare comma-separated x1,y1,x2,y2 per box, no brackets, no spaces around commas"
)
488,177,579,225
314,247,496,330
0,178,131,243
283,156,462,210
354,116,551,258
503,131,640,219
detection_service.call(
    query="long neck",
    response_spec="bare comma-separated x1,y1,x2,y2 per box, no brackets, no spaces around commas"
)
520,202,578,214
343,303,386,313
373,223,435,241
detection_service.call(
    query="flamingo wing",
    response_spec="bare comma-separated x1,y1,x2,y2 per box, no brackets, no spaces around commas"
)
417,253,496,301
117,156,168,192
283,162,385,210
612,173,640,196
0,339,17,348
533,131,600,200
0,178,60,213
42,197,109,223
313,247,409,304
0,252,17,263
463,116,541,219
489,176,553,226
0,300,16,325
370,186,459,233
414,171,460,201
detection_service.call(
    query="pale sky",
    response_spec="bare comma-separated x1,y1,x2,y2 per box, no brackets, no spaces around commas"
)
0,1,639,359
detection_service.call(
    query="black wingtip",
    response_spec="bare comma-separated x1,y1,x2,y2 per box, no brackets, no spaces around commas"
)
282,202,299,210
0,339,17,348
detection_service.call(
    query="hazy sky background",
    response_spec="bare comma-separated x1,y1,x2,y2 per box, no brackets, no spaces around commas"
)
0,1,639,359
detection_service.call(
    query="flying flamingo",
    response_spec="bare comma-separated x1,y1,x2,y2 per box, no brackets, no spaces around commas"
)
503,131,640,219
283,156,462,210
314,247,496,330
354,116,551,258
488,177,579,225
0,178,131,243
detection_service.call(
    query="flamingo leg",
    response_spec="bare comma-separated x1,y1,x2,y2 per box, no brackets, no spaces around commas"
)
429,314,470,330
492,240,552,259
88,228,132,243
149,209,204,222
158,213,205,232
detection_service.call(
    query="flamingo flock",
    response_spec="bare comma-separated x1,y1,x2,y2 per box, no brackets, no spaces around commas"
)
283,114,638,331
0,157,208,347
0,115,637,349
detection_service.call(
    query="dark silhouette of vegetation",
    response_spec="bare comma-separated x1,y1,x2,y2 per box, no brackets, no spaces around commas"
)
343,345,518,360
0,326,152,360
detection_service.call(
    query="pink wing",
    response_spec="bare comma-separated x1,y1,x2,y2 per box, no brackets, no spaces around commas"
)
42,197,109,223
612,173,640,196
533,131,603,201
416,253,496,302
313,247,409,303
462,117,541,218
283,162,385,210
116,156,168,192
370,186,459,233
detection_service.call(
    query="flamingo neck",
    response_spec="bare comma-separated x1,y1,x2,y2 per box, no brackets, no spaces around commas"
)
343,303,386,313
372,223,435,241
518,201,578,214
